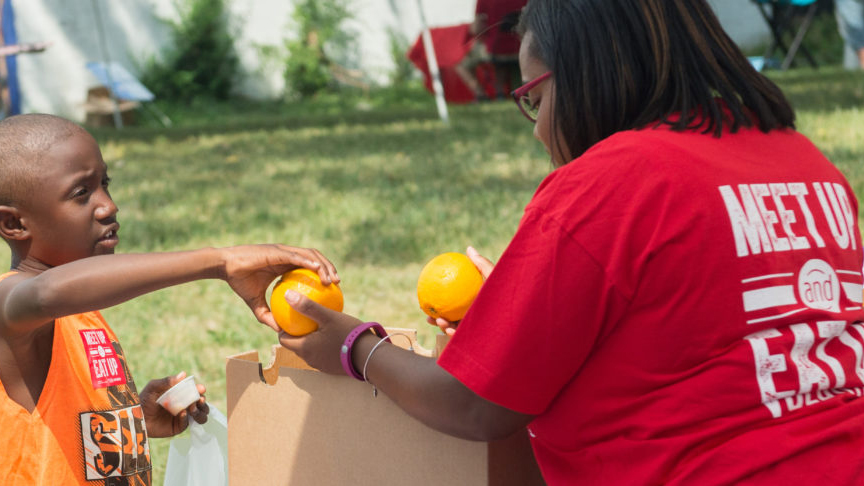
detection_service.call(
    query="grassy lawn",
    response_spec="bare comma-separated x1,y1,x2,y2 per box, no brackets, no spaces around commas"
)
1,68,862,482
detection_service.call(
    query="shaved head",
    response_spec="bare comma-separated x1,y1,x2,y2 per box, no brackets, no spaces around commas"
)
0,114,90,207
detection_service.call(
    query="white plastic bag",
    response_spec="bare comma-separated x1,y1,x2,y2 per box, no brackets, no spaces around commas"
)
163,405,228,486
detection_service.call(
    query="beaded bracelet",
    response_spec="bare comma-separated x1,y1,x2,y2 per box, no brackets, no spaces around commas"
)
340,322,387,380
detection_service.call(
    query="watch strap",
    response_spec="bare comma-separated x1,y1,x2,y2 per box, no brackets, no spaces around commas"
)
340,322,387,380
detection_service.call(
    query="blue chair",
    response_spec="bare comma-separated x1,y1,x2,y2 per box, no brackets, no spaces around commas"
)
752,0,820,70
85,62,172,128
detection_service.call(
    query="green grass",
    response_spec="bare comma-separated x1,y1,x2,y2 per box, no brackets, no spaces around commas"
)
773,68,864,200
2,71,863,482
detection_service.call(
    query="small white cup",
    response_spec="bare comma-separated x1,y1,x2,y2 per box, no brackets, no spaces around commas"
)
156,375,201,415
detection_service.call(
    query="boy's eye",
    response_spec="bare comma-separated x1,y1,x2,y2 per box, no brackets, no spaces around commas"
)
102,176,111,188
73,187,88,198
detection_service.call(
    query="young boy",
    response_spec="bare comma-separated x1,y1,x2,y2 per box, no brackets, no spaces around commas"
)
0,113,339,485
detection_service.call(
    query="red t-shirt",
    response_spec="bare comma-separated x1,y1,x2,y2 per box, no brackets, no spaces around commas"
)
438,123,864,485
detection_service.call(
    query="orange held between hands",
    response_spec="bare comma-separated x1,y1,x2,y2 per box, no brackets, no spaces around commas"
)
270,268,344,336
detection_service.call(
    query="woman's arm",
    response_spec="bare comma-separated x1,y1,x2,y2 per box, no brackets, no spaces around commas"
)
355,332,534,441
278,290,534,441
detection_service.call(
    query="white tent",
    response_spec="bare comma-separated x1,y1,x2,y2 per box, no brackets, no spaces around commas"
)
9,0,474,120
7,0,763,121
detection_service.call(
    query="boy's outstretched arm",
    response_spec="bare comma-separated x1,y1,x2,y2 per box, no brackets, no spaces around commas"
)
0,245,338,335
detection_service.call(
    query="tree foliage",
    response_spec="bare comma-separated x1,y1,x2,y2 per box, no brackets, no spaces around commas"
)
141,0,240,102
283,0,354,98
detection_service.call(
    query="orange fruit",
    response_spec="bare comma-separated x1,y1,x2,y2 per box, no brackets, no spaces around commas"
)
270,268,344,336
417,252,484,322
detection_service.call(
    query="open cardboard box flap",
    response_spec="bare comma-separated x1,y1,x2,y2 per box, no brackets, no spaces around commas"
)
226,329,545,485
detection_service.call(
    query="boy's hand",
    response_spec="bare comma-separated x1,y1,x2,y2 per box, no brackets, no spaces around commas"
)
428,246,494,336
139,372,209,438
220,245,339,332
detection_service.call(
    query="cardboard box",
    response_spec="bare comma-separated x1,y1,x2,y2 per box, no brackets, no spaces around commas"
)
226,330,545,485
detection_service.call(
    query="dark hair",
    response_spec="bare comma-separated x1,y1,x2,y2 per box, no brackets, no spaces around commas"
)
518,0,796,162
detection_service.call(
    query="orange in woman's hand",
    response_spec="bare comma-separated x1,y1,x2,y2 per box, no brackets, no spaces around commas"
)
270,268,344,336
417,252,484,322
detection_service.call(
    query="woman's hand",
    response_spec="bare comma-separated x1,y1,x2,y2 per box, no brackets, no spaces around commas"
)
428,246,495,336
278,286,536,441
139,372,209,438
219,245,339,332
277,289,365,375
276,284,536,441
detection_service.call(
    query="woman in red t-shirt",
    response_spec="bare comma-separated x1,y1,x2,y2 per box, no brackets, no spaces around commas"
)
279,1,864,484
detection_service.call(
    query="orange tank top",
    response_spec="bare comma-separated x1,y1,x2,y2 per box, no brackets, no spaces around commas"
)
0,272,151,485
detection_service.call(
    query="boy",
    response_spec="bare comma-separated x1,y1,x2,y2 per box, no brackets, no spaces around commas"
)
0,113,339,485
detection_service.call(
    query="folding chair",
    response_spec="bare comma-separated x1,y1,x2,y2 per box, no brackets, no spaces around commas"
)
85,61,172,128
752,0,820,70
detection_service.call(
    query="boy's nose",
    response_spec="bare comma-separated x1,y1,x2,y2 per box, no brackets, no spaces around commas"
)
95,193,119,220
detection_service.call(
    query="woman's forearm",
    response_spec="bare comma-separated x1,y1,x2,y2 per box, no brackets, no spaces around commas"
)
351,333,534,441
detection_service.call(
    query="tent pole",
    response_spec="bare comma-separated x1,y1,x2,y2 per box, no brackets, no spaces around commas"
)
89,0,122,129
414,0,449,126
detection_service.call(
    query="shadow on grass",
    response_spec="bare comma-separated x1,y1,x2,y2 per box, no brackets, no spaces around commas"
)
108,100,544,265
768,67,864,112
336,173,540,266
89,108,444,144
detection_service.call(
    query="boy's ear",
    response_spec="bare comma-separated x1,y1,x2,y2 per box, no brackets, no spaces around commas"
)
0,205,28,241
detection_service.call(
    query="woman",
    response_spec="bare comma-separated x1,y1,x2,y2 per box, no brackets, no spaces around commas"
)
279,0,864,483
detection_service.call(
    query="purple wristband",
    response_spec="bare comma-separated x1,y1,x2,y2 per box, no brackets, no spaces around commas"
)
340,322,387,380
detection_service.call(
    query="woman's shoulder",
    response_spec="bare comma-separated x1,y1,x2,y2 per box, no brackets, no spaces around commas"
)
538,127,689,189
565,124,819,177
580,124,808,161
531,124,826,213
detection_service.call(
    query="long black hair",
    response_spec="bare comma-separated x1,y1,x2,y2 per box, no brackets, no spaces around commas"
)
519,0,796,163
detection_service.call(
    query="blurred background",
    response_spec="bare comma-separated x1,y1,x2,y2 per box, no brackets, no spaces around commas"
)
0,1,861,483
0,0,853,121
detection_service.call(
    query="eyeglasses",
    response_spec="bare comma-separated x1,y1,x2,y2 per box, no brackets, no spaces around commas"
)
511,71,552,123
